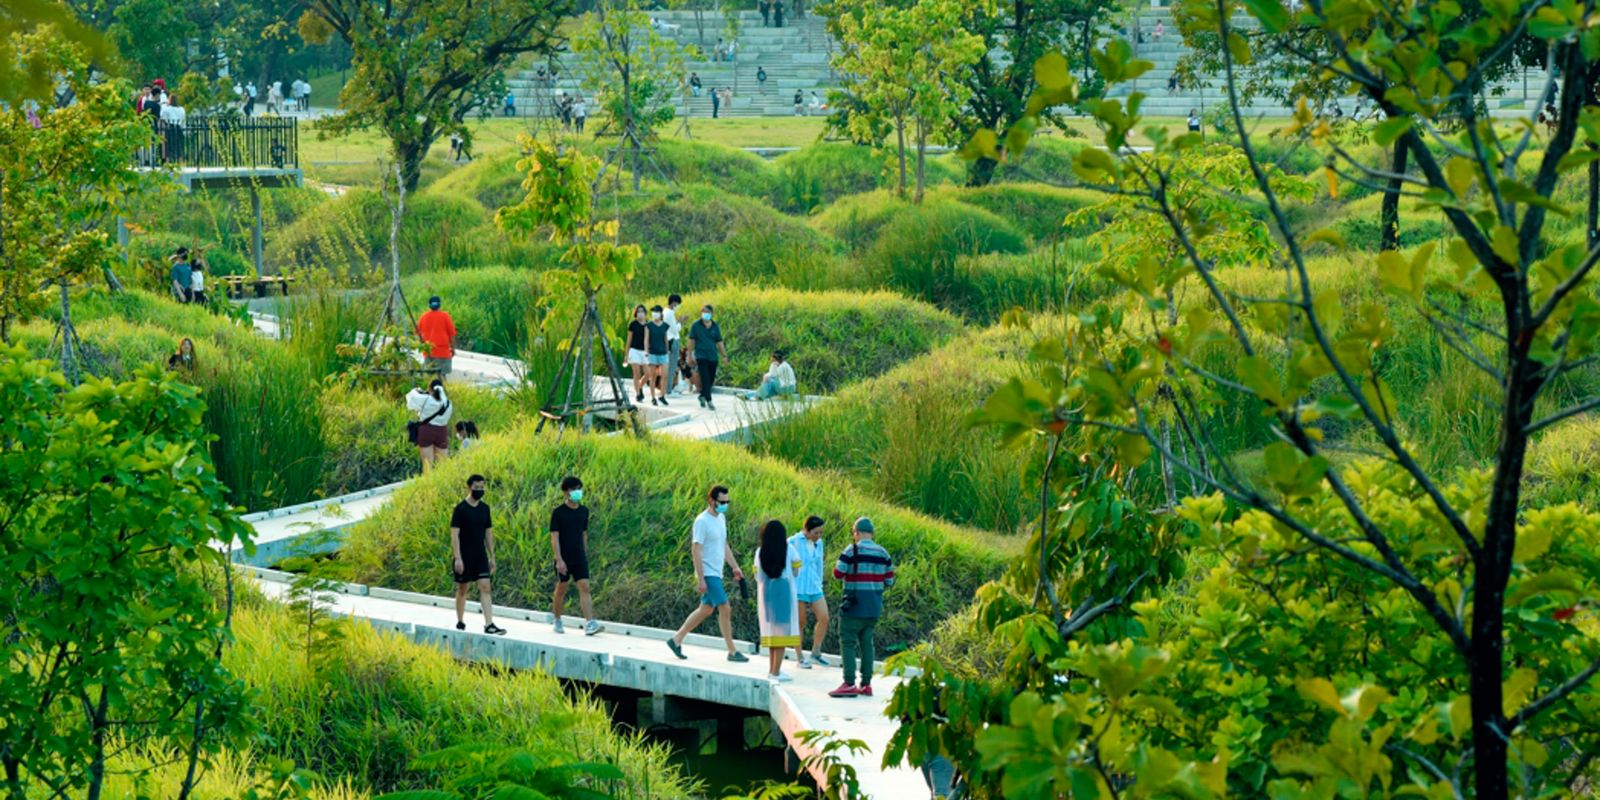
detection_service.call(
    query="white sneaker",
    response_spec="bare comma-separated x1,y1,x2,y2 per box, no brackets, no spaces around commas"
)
798,655,813,669
584,620,603,636
552,617,565,634
768,672,794,683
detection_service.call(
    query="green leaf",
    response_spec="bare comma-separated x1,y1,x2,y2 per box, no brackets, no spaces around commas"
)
1372,117,1413,147
1117,432,1152,469
1296,678,1347,717
1243,0,1292,32
1034,52,1072,91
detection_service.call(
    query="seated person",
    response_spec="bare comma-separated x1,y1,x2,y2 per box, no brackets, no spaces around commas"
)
741,350,797,401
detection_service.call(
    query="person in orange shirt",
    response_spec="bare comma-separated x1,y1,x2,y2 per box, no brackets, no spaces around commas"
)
417,295,457,376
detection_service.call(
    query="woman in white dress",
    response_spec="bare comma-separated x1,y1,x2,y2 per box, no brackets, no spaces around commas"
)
754,519,803,683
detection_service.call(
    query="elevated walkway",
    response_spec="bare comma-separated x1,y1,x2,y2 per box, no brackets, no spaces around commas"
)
243,564,922,797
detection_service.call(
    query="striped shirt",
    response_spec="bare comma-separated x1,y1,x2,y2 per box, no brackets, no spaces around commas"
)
833,539,895,619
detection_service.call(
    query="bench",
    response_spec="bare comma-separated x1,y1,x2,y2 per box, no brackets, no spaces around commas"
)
223,274,296,299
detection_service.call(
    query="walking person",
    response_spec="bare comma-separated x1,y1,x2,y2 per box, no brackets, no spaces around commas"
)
757,65,768,94
664,294,684,394
794,90,804,116
789,515,830,668
405,379,453,473
550,476,604,636
688,304,727,410
572,95,588,134
689,71,703,97
299,78,311,111
809,91,823,116
244,82,257,116
451,474,507,635
773,1,784,28
647,305,671,405
760,0,771,26
666,485,749,663
828,517,895,697
266,81,283,114
169,247,193,303
626,304,650,403
755,520,802,683
740,350,796,401
417,295,457,376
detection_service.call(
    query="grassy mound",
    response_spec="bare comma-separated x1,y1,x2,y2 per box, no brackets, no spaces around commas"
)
808,190,913,254
617,183,828,254
645,284,960,392
941,183,1103,243
769,143,886,214
269,189,494,276
863,200,1029,312
420,151,528,212
126,601,693,797
653,139,777,198
343,429,1016,649
748,323,1042,533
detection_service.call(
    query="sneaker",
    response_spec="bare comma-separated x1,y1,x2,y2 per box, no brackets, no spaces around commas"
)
659,395,669,405
768,672,794,683
666,639,687,660
857,685,873,697
636,391,644,402
698,396,707,408
727,651,749,663
455,621,466,631
707,400,717,411
584,620,603,636
553,617,565,634
798,655,813,669
485,623,507,636
827,683,859,698
811,653,831,667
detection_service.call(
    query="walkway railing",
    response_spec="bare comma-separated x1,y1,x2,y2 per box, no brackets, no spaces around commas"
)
140,115,299,171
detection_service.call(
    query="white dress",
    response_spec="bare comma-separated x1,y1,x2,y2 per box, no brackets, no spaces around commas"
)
754,544,802,649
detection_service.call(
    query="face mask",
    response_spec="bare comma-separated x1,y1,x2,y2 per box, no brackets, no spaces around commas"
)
470,488,485,500
569,489,584,502
652,312,662,321
702,312,713,322
716,502,729,514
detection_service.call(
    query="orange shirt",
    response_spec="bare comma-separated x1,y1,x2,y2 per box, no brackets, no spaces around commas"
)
416,309,457,359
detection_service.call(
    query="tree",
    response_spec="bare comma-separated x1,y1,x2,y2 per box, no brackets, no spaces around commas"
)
300,0,569,190
1,0,112,107
0,29,148,377
889,0,1600,796
822,0,990,203
0,344,258,800
571,0,688,192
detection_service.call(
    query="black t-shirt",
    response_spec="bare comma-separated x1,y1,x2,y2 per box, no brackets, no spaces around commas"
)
549,503,589,558
451,499,492,560
628,320,646,350
646,321,669,355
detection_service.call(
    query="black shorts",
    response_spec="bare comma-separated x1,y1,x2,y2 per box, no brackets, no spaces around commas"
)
557,551,590,582
454,551,491,584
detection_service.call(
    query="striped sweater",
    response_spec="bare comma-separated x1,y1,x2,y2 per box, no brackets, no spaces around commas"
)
834,539,896,619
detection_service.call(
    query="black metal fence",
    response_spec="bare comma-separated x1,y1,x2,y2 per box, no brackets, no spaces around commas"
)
139,115,299,170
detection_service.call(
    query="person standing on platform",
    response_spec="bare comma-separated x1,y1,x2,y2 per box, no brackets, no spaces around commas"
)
405,379,452,472
451,474,507,635
550,476,604,636
666,485,749,663
788,515,831,668
755,519,802,683
828,517,895,697
664,294,684,394
417,295,457,376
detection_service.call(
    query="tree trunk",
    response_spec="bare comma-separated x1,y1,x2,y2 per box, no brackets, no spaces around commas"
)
1588,150,1598,250
895,112,908,198
1380,140,1407,251
393,138,428,192
914,118,927,204
967,156,999,187
101,264,125,293
58,282,79,385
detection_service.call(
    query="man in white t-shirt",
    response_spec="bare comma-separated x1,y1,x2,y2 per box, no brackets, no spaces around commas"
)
667,484,748,662
664,293,684,394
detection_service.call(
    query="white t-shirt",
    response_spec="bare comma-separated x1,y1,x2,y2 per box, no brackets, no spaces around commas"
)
405,387,453,427
765,360,796,390
692,509,727,578
663,306,681,342
572,101,587,118
190,270,205,292
160,104,186,126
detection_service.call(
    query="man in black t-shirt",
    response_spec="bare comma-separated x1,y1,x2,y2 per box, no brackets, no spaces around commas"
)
550,475,603,636
451,474,506,635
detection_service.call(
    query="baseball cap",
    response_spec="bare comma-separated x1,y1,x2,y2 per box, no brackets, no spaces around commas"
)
854,517,874,534
428,296,442,309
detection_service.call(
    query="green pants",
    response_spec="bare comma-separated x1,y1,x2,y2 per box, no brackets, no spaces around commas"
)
840,615,878,687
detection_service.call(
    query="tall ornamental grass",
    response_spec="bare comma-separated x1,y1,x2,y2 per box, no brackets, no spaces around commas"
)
342,427,1017,651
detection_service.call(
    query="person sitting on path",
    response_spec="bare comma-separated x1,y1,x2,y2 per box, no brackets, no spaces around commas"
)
741,350,796,401
627,304,650,404
789,515,831,668
646,305,671,406
550,476,604,636
755,519,803,683
451,474,507,635
454,420,480,450
688,304,727,410
1187,108,1202,134
417,295,457,376
405,379,452,473
828,517,896,698
666,484,749,663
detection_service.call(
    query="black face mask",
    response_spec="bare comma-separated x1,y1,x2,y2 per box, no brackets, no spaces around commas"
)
470,489,485,501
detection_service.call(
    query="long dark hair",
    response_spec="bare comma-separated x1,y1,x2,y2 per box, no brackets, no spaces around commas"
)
429,378,444,400
758,519,788,580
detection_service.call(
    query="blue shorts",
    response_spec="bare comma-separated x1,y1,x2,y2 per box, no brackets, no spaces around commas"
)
647,353,669,366
797,593,824,604
701,576,729,607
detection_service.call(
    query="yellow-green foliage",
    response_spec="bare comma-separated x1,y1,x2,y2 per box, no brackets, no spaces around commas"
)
864,200,1029,311
647,284,961,391
748,323,1042,533
1526,417,1600,508
936,183,1103,244
343,426,1017,649
616,183,829,253
809,189,913,253
320,382,523,495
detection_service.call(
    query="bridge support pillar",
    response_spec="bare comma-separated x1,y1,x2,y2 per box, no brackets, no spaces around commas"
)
650,692,667,725
251,187,265,277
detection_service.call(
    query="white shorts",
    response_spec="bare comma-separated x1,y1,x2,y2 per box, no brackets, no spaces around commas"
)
627,348,648,366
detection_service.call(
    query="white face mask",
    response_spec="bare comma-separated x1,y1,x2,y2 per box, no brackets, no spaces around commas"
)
652,312,662,321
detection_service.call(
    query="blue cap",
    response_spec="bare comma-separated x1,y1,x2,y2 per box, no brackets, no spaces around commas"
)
428,296,442,309
854,517,874,534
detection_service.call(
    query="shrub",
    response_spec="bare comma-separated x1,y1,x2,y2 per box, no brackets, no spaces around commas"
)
951,247,1114,323
940,184,1102,244
747,323,1042,533
647,284,960,392
342,427,1017,650
215,603,693,796
319,382,523,496
863,200,1029,312
769,143,886,214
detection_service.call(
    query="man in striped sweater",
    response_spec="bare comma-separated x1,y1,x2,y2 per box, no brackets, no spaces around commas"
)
828,517,896,698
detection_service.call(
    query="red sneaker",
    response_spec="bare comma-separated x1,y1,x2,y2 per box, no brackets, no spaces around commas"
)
856,685,873,697
828,683,859,698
